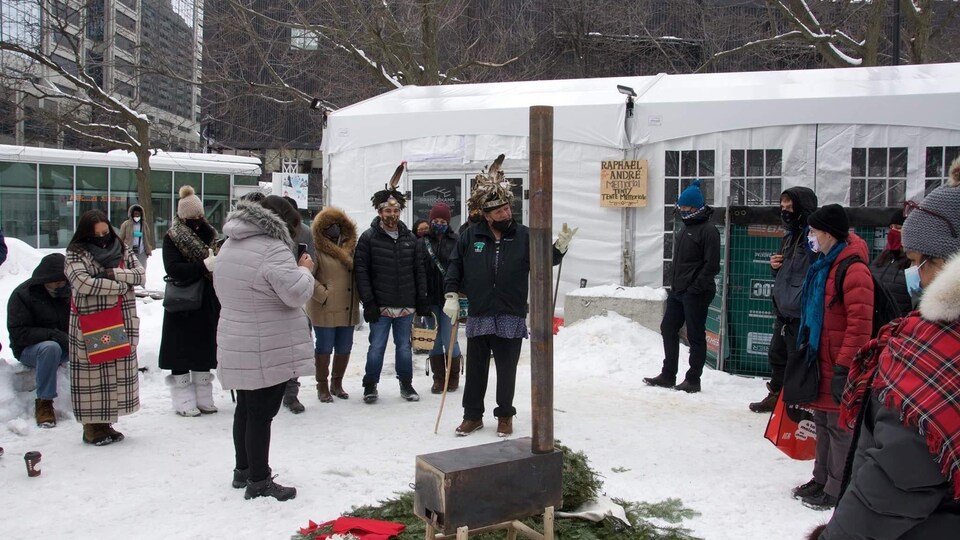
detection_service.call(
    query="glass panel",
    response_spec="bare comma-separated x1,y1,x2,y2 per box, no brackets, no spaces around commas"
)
680,151,697,177
746,150,764,177
234,175,260,186
0,185,38,247
664,177,679,204
925,147,943,178
851,148,866,177
946,147,960,174
662,260,672,288
175,171,201,195
730,150,744,178
151,170,173,240
663,211,674,231
888,179,906,206
889,148,907,177
746,178,763,206
698,150,714,178
663,231,674,259
765,150,783,176
766,179,782,204
110,168,137,191
664,151,679,177
109,168,138,224
926,179,943,196
867,179,886,207
700,178,714,206
868,148,887,177
850,179,865,207
203,174,231,233
75,166,109,223
0,161,38,187
39,164,74,248
413,178,462,231
506,177,524,225
730,178,744,205
204,174,230,195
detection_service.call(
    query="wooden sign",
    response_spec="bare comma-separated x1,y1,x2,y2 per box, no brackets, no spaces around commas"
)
600,160,648,208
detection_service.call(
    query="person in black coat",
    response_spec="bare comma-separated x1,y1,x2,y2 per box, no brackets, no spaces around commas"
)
419,202,463,394
355,164,430,404
6,253,70,427
644,180,721,394
870,210,912,316
159,186,221,417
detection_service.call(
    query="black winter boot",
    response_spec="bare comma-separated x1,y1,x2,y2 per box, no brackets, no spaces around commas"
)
232,468,250,489
244,476,296,501
363,384,378,404
642,374,676,388
283,378,305,414
399,380,420,402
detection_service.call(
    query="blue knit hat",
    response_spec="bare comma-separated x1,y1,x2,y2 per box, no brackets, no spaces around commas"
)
677,180,705,208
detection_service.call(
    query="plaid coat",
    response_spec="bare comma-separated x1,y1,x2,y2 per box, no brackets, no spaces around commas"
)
66,244,145,423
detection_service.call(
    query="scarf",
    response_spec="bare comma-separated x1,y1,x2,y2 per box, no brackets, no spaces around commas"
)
167,218,215,276
87,238,124,269
840,314,960,499
797,241,845,365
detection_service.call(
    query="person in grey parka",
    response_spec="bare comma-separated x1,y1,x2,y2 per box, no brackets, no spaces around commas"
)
214,195,315,502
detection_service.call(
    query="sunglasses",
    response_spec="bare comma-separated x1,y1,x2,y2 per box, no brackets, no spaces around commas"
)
904,200,958,238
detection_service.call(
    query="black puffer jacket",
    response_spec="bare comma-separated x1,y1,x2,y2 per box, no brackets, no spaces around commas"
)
772,186,819,320
670,207,721,294
355,217,427,309
6,253,70,358
444,219,563,318
871,253,912,316
420,228,458,306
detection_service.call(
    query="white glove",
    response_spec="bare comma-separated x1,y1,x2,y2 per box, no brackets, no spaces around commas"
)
555,222,578,254
203,250,216,272
443,293,460,322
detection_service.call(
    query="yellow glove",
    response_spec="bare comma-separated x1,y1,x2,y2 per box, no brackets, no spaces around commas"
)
555,223,578,254
443,293,460,322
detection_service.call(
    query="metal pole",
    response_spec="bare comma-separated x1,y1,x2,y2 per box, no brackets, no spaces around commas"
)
529,106,554,454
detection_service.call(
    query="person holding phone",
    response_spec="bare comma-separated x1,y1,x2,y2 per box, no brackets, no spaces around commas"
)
281,197,315,413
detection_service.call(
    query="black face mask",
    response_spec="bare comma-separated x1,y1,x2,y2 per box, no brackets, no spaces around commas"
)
89,235,113,249
185,218,204,231
49,284,71,298
781,209,798,228
491,219,512,233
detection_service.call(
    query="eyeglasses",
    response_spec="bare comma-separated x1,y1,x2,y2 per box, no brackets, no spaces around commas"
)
904,200,958,238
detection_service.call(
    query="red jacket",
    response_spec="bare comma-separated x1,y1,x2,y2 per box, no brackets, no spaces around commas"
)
811,232,874,412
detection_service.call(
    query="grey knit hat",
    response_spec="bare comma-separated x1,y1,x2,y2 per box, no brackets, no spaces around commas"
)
902,158,960,259
177,185,204,219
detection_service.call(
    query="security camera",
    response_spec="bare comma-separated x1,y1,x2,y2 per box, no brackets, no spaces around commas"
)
617,85,637,98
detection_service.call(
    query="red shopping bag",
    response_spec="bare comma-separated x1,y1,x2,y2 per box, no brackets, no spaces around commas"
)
764,392,816,461
299,517,405,540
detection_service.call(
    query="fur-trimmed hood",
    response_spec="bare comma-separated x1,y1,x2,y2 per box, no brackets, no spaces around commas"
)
311,206,358,270
222,200,295,250
127,204,144,219
919,252,960,322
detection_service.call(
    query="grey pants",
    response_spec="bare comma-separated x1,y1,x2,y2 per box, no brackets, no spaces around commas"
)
135,252,148,271
812,410,853,497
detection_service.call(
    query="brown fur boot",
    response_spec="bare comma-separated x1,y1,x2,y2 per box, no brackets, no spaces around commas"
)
35,399,56,428
429,355,446,394
315,353,333,402
330,354,350,399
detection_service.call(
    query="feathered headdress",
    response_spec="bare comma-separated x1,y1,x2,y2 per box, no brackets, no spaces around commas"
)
468,154,512,212
371,162,407,210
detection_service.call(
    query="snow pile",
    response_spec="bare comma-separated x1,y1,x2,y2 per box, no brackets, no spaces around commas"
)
566,284,667,301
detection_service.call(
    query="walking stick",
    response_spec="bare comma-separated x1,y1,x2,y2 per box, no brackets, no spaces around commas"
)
434,320,460,434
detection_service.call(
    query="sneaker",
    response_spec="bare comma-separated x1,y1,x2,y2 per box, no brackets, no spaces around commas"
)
792,478,824,499
455,419,484,436
244,475,297,501
399,380,420,402
283,396,305,414
232,468,250,489
801,491,837,511
363,384,378,404
642,374,676,388
674,380,701,393
496,416,513,437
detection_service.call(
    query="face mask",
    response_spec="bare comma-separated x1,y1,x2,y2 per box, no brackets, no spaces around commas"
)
185,218,204,231
886,228,902,251
133,216,141,223
47,284,70,298
679,210,697,221
492,219,512,233
323,223,341,241
904,260,926,300
807,234,820,254
89,235,113,249
781,210,797,228
381,215,399,229
431,223,448,236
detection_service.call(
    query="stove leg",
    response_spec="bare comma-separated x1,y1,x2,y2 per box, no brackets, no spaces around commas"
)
456,525,469,540
543,506,555,540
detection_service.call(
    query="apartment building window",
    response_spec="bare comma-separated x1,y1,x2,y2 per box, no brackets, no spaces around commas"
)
115,32,136,54
730,149,782,205
663,149,714,286
850,147,907,207
116,11,137,33
925,146,960,196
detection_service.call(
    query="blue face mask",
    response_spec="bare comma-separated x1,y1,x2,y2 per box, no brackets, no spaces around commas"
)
904,260,926,299
431,223,448,236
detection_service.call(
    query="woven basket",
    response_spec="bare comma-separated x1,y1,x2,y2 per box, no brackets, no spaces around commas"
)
411,312,438,352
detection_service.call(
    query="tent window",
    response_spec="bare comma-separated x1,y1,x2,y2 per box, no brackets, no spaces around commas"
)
925,146,960,196
850,147,907,207
663,149,715,287
730,149,782,206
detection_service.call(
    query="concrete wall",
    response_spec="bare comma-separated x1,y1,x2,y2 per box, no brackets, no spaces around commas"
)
563,294,666,333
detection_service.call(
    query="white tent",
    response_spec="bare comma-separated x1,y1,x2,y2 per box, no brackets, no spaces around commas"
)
323,63,960,304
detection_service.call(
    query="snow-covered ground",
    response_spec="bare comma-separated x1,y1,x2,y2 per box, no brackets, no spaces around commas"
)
0,242,827,539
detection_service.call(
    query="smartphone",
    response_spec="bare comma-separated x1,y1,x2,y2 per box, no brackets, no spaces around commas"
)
297,243,308,260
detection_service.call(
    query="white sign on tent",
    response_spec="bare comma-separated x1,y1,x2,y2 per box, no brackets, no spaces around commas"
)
272,172,309,209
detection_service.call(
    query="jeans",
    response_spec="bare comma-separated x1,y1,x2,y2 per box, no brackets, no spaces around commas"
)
462,334,523,420
363,313,414,385
234,381,286,483
429,306,462,357
660,289,715,384
18,341,68,400
313,326,355,355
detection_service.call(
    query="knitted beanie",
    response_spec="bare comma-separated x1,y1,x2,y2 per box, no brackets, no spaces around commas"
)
807,203,849,241
677,180,705,208
429,202,452,222
177,185,204,219
902,159,960,259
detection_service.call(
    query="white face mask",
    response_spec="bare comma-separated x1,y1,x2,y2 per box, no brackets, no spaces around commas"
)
807,234,820,254
133,216,141,223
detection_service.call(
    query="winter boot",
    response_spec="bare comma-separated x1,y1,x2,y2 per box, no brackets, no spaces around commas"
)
283,379,305,414
801,491,838,511
192,371,218,414
448,355,462,392
642,374,676,388
232,468,250,489
792,478,824,499
429,355,446,394
315,353,333,403
244,475,297,501
166,373,201,417
749,382,779,413
363,383,378,404
82,423,115,446
455,419,483,436
496,416,514,438
399,379,420,402
35,399,56,428
674,380,701,393
105,424,124,442
330,354,350,399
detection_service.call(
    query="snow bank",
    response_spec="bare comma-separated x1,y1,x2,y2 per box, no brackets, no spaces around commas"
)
565,284,667,301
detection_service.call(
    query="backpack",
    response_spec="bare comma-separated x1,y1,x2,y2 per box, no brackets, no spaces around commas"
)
831,255,903,338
